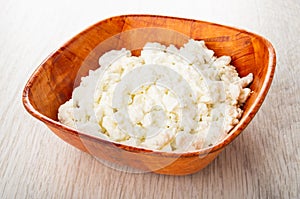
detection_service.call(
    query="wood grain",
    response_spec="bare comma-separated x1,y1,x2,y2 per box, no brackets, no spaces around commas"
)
1,0,299,198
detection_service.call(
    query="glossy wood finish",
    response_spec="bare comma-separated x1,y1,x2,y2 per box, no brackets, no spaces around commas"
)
22,15,276,175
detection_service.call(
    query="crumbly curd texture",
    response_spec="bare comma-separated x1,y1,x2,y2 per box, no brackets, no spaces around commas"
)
58,40,253,152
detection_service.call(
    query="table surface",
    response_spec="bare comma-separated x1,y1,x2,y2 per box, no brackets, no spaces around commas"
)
1,0,299,198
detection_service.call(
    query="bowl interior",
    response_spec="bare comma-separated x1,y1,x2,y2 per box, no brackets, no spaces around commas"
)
23,15,275,154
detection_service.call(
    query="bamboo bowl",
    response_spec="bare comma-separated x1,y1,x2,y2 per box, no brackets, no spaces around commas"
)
22,15,276,175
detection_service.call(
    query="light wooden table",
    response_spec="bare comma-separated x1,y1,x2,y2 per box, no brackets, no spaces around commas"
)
1,0,299,198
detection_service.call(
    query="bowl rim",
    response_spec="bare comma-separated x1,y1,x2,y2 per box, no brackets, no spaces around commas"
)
22,14,276,158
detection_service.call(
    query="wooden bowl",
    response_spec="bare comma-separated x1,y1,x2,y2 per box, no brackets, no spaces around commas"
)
22,15,276,175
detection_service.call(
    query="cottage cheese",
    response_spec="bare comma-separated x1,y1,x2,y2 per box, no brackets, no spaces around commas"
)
58,39,253,152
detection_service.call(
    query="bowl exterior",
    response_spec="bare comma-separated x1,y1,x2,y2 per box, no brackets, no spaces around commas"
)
47,123,222,175
23,14,276,175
